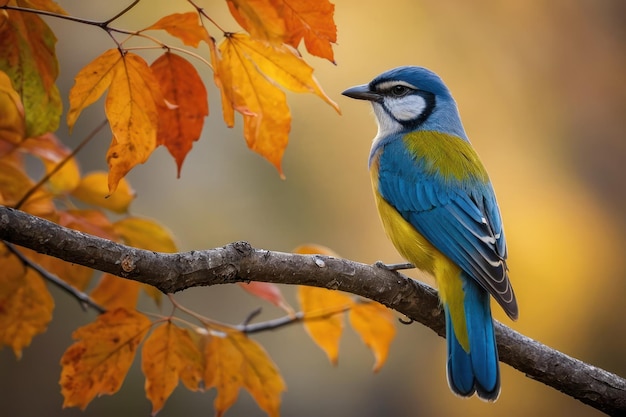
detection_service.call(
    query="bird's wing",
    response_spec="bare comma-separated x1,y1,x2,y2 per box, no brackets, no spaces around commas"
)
377,146,518,320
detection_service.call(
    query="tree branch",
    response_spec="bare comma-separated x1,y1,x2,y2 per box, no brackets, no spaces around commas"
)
0,206,624,415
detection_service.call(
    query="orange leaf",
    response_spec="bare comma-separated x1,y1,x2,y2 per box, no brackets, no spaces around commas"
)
238,282,295,315
113,216,177,253
293,243,339,257
204,330,285,417
60,308,152,410
21,133,81,194
297,286,352,365
71,171,135,213
67,49,120,132
151,52,208,177
59,209,117,241
143,12,210,47
104,53,162,192
142,322,204,415
349,302,396,372
226,0,286,44
0,248,54,358
0,1,61,137
0,70,25,145
90,273,140,310
279,0,337,63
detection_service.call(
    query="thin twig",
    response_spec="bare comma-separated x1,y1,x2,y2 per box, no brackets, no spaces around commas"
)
4,241,105,314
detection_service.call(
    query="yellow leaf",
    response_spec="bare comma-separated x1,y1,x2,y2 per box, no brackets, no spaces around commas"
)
0,248,54,359
143,12,210,47
106,135,153,194
113,217,177,253
90,273,140,310
349,302,396,372
67,48,120,132
204,330,286,417
297,286,353,365
227,33,339,112
0,1,62,137
142,322,204,415
106,52,160,145
226,0,286,44
60,308,152,410
218,34,292,175
0,70,25,145
151,52,208,177
71,171,135,213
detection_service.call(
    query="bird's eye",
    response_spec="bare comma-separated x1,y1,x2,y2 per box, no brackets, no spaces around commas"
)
390,85,410,97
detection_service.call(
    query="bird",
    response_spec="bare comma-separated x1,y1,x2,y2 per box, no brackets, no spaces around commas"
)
342,66,518,401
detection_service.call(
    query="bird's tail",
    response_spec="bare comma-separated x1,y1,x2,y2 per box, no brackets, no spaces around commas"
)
444,273,500,401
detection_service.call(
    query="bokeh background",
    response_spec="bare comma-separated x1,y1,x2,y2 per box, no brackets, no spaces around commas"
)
2,0,626,416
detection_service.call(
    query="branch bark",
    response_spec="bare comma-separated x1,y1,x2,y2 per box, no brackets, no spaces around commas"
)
1,205,624,415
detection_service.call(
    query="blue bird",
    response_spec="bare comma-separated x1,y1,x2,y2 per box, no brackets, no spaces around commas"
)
342,66,518,401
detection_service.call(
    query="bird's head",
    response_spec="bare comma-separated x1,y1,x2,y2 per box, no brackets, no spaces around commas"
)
342,66,464,139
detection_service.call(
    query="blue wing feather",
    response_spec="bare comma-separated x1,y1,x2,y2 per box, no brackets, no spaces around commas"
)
376,137,517,319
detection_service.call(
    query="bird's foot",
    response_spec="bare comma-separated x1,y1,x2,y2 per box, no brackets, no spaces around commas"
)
374,261,414,271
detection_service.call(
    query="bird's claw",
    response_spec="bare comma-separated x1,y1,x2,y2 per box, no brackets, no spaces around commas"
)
374,261,414,271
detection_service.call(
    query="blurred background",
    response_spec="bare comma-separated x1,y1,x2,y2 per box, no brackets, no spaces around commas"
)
2,0,626,416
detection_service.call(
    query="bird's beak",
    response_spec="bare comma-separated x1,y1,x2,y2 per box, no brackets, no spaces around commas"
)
341,84,381,102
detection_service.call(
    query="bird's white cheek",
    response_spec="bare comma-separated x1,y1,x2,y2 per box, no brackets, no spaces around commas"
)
385,95,426,122
371,104,402,141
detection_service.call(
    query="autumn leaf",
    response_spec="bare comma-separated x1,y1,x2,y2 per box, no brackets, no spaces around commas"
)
297,285,352,365
21,133,81,195
0,0,62,137
216,33,339,174
0,248,54,359
0,70,25,145
349,302,396,372
143,12,210,47
71,171,135,214
67,49,120,132
60,308,152,410
142,322,204,415
59,209,117,241
106,53,162,192
226,33,339,111
0,159,55,217
217,34,291,174
113,217,177,253
90,273,140,310
226,0,286,44
239,282,295,315
151,52,208,176
280,0,337,63
204,330,285,417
